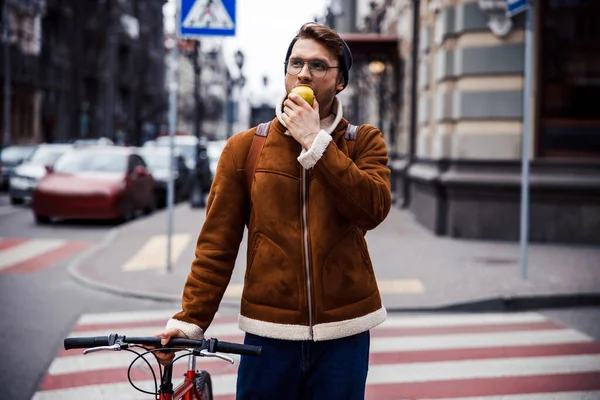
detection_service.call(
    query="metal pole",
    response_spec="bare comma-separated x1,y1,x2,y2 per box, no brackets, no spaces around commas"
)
166,33,179,274
519,2,533,280
193,41,202,140
403,0,420,208
226,75,233,138
3,2,11,147
105,0,116,140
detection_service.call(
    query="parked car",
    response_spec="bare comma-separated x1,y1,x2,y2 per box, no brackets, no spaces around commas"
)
9,143,73,204
138,146,191,207
151,135,212,199
32,146,155,224
153,135,199,170
69,137,115,146
206,139,227,185
0,145,36,190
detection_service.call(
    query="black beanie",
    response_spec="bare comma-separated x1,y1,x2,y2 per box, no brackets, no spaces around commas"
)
284,36,353,90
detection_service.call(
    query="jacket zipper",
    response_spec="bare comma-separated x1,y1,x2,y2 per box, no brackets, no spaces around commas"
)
302,167,314,339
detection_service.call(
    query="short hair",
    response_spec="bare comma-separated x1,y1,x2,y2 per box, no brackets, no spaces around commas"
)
295,22,344,62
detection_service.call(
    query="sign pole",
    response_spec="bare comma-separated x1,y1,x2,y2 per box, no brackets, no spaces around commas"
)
165,9,180,274
170,0,237,271
518,1,533,280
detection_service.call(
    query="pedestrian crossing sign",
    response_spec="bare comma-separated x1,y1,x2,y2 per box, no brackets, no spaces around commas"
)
178,0,236,37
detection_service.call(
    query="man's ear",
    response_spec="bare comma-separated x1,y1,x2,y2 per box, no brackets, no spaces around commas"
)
336,75,345,92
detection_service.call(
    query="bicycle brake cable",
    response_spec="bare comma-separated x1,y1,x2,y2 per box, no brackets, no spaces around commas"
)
129,347,195,397
124,347,161,396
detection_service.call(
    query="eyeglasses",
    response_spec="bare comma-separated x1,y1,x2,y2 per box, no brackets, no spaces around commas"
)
285,58,339,78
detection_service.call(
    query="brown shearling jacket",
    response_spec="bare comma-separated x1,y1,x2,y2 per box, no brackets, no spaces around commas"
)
167,106,391,341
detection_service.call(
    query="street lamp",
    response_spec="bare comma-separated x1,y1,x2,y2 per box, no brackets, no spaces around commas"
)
368,60,386,75
234,50,244,70
226,49,246,138
179,39,203,140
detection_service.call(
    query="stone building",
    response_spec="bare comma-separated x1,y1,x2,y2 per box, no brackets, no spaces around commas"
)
331,0,600,244
1,0,167,146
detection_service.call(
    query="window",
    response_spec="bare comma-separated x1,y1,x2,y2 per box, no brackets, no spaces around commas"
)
54,150,128,174
538,0,600,157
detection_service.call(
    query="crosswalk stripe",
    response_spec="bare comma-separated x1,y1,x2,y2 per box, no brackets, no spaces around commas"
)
365,354,600,384
63,326,592,355
34,373,240,399
421,391,600,400
3,241,90,274
365,373,600,399
378,311,549,327
34,310,600,399
0,239,67,270
0,238,28,251
77,309,182,325
65,322,242,340
122,234,192,271
370,329,592,352
49,350,242,375
33,372,600,399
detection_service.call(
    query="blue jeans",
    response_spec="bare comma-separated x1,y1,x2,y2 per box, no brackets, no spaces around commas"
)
235,331,370,400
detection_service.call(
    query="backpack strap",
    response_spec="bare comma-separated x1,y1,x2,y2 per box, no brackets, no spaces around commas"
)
345,123,358,160
245,122,270,194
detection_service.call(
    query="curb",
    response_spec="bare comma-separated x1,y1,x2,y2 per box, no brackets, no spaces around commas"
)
387,293,600,313
66,226,185,303
66,229,239,307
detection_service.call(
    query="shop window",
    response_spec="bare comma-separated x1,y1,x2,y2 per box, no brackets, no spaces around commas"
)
538,0,600,157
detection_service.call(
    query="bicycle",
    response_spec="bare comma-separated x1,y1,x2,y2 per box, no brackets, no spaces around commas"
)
64,333,262,399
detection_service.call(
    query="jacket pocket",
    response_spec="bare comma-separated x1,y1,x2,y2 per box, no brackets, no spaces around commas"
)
353,229,374,276
246,233,263,277
320,229,378,311
243,234,300,311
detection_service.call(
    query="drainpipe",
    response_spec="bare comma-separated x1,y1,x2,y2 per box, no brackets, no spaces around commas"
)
3,1,11,147
402,0,420,208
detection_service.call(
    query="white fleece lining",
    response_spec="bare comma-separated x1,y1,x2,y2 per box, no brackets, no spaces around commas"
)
238,306,387,342
297,129,332,169
312,307,387,341
165,318,204,340
239,315,312,340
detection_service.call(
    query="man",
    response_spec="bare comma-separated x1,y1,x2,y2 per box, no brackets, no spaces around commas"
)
156,22,391,399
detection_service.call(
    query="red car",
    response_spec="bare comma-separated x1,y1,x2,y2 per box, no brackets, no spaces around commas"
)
32,146,156,223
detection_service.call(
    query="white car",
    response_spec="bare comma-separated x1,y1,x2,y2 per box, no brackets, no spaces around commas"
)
9,144,73,204
206,140,227,178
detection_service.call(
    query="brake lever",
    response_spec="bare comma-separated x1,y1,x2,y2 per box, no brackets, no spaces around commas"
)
198,349,234,364
83,343,130,355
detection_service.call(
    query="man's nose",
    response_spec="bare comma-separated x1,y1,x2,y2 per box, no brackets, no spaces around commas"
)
297,63,312,79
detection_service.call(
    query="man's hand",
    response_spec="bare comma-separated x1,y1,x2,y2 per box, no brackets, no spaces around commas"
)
153,328,187,366
282,93,320,150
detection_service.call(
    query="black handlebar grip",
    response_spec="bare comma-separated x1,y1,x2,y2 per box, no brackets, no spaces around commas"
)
64,336,109,350
126,337,201,348
216,341,262,357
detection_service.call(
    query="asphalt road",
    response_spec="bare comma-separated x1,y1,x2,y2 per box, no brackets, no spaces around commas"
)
1,193,599,400
0,194,180,400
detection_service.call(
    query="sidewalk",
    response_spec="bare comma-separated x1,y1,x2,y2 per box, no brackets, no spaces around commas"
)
68,202,600,311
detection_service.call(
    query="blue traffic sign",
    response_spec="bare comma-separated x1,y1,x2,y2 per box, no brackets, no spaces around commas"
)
178,0,236,37
507,0,529,17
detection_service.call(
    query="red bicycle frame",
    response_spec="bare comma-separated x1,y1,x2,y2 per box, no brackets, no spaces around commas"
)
159,354,202,400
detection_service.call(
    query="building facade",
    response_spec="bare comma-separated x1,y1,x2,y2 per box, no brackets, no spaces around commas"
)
1,0,167,147
0,0,45,146
332,0,600,244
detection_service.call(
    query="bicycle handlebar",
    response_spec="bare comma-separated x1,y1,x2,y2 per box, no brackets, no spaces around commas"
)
64,334,262,357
